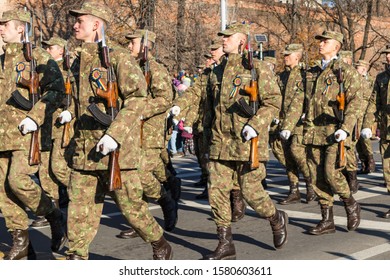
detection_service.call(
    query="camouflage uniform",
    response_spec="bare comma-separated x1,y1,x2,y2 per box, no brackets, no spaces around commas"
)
64,3,169,260
277,44,315,204
202,23,287,259
355,60,375,174
0,10,66,259
304,31,362,234
362,58,390,193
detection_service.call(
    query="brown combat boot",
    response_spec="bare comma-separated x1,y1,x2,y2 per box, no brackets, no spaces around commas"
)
66,253,85,260
45,208,67,252
267,210,288,249
203,227,236,260
116,227,139,239
306,185,317,203
309,205,336,235
367,155,376,173
5,230,36,260
342,195,361,231
280,184,300,205
383,209,390,219
230,189,246,222
358,160,369,174
151,236,173,260
346,171,360,194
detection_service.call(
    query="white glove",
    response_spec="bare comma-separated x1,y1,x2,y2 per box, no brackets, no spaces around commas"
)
360,128,372,139
18,117,38,135
334,129,347,142
59,110,72,124
273,118,280,125
242,125,258,141
300,113,306,121
280,130,291,140
170,106,181,116
96,135,118,156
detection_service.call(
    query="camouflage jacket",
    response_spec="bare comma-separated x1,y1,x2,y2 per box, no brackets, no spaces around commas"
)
140,56,174,149
204,53,281,162
363,68,390,140
303,58,362,147
355,74,374,133
0,43,64,152
69,41,148,171
278,64,306,135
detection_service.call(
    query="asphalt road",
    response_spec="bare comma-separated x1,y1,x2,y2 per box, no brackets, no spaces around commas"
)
1,139,389,261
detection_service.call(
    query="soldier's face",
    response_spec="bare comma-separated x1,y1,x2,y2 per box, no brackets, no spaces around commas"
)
73,15,96,42
46,45,64,61
127,37,142,58
211,46,224,62
0,20,23,43
284,53,298,67
222,33,245,54
318,39,339,57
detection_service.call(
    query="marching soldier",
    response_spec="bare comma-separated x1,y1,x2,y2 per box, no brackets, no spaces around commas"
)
0,9,67,259
58,2,172,260
304,31,362,235
278,44,316,204
361,46,390,218
202,22,287,259
115,29,179,239
354,60,376,174
30,37,73,228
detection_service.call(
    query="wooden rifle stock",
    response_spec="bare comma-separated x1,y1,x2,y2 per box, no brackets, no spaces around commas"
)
250,136,260,169
29,130,41,166
61,75,72,148
108,149,121,192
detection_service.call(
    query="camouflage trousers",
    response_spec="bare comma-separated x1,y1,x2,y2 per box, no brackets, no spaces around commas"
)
39,150,59,200
138,148,168,199
50,138,72,188
307,144,351,206
0,150,54,231
379,140,390,192
208,160,276,228
66,169,163,259
282,134,311,186
194,132,209,182
345,140,358,172
356,136,374,163
269,133,286,167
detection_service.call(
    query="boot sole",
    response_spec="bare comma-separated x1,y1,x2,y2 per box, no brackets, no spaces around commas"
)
280,200,300,205
221,254,236,260
309,228,336,235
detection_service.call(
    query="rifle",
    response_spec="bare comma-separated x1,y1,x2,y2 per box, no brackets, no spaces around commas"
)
140,30,150,148
16,21,41,166
88,26,122,192
61,44,72,148
242,32,260,170
336,64,346,168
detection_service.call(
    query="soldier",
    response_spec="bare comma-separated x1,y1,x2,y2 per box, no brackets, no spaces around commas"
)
30,37,72,228
304,31,362,235
361,46,390,218
338,50,361,194
58,2,172,260
115,29,179,239
0,9,66,259
278,44,316,204
354,60,376,174
202,22,287,259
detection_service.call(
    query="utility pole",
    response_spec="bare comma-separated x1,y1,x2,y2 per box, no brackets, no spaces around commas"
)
221,0,226,30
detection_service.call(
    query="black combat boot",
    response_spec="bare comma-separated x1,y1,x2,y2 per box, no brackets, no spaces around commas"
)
306,185,317,203
367,155,376,173
203,227,236,260
346,171,360,194
195,186,208,200
5,230,36,260
166,176,181,205
358,160,369,174
309,205,336,235
342,195,361,231
280,184,300,205
151,236,173,260
45,208,67,252
267,210,288,249
230,189,246,222
31,199,60,228
116,227,139,239
158,191,178,232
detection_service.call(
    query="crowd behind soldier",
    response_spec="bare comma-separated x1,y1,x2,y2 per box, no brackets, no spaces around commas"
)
1,3,390,261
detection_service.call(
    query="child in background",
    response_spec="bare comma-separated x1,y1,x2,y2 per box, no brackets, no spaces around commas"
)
178,118,194,156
